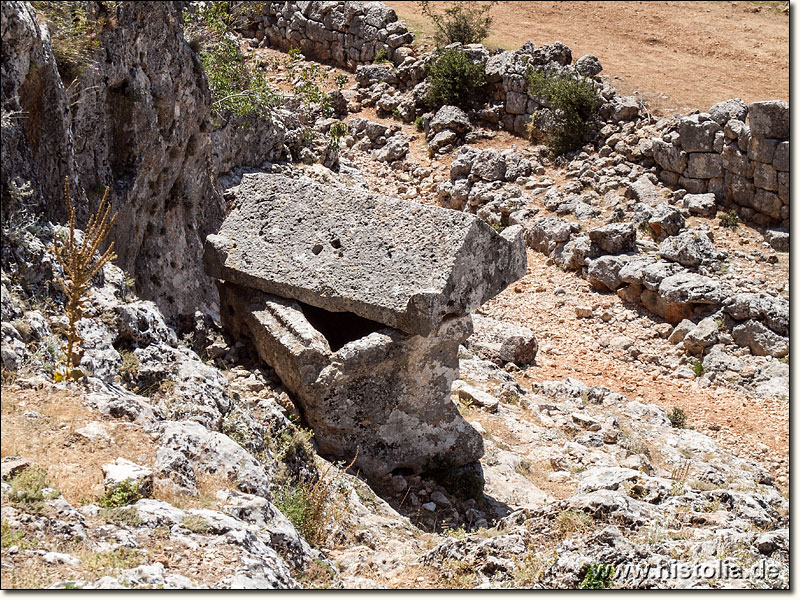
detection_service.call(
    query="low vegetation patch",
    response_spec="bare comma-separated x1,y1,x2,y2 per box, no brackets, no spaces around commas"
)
525,67,602,156
718,210,741,228
426,48,486,111
31,1,115,82
96,479,143,508
668,406,688,429
579,562,615,589
418,1,498,47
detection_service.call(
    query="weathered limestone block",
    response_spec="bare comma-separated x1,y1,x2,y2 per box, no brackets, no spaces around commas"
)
205,174,526,337
677,115,722,152
217,283,483,479
748,100,789,139
467,314,538,366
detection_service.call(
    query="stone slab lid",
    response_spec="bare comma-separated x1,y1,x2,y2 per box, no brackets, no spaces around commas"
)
204,173,526,336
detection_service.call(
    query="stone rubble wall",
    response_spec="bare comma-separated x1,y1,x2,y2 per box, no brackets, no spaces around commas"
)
652,99,789,228
242,1,414,68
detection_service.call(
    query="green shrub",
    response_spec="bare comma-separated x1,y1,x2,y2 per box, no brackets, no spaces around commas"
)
718,210,740,228
579,563,615,589
373,47,390,64
692,359,704,378
97,479,142,508
185,2,278,119
668,406,688,429
418,1,498,47
525,67,602,155
415,116,425,131
426,48,486,111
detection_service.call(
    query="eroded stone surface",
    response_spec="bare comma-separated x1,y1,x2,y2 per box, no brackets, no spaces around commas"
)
205,173,526,337
217,283,484,479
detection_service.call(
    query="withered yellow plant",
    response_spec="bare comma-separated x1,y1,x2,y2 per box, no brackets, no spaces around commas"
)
53,177,117,380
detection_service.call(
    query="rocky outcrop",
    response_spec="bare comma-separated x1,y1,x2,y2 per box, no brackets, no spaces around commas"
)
206,172,526,480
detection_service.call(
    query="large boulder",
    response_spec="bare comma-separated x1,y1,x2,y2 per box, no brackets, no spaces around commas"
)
587,222,637,255
658,230,722,268
216,283,484,480
731,320,789,358
205,174,526,337
467,314,538,366
748,100,789,139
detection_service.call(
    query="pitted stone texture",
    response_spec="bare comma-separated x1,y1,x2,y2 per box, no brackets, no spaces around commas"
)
205,173,526,337
217,283,484,480
467,314,538,366
747,101,789,139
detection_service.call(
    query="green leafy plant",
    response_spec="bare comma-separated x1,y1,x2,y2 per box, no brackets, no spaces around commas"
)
328,120,348,152
668,406,688,429
185,2,278,119
579,563,615,589
97,479,143,508
525,67,602,155
692,359,704,378
373,47,390,64
718,210,740,228
418,1,499,47
415,116,425,131
52,178,117,381
1,520,29,550
426,48,486,111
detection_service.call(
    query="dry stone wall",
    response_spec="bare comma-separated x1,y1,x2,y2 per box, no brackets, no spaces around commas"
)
243,1,414,68
652,99,789,228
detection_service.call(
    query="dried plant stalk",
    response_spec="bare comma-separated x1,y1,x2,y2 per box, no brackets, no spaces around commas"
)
53,177,117,378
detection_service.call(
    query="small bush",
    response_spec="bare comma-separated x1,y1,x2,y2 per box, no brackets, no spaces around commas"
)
579,563,615,589
373,47,390,64
118,350,140,381
415,116,425,131
525,67,602,156
668,406,688,429
718,210,740,228
426,48,486,111
556,509,592,536
100,506,141,528
7,467,53,513
185,2,279,119
273,452,356,548
97,479,142,508
1,519,29,550
692,359,704,378
418,1,499,47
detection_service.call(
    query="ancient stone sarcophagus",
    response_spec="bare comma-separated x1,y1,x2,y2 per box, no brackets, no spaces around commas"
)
205,173,526,480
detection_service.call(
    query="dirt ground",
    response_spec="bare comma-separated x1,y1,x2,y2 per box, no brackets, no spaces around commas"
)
385,1,789,116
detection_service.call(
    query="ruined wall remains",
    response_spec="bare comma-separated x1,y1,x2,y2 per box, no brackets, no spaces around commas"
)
652,99,789,228
243,1,414,68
